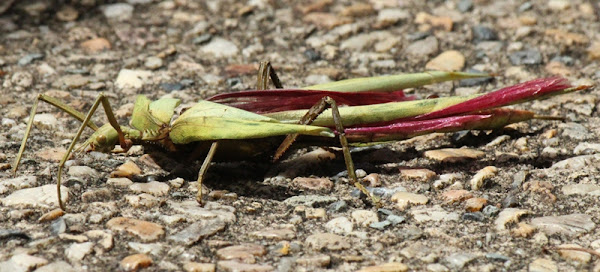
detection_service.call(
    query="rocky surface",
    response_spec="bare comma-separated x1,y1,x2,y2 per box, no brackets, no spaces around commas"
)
1,0,600,271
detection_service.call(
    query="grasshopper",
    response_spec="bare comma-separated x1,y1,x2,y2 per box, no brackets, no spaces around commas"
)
12,61,591,210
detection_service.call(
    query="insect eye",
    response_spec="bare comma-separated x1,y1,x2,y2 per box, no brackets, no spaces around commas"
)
96,134,107,145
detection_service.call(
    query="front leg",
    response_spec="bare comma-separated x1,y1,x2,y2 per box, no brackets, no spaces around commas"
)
195,141,219,205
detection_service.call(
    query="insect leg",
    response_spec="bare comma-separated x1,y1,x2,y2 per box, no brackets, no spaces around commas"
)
272,98,329,162
256,61,283,90
325,97,380,206
13,94,99,175
273,96,381,206
196,141,219,205
57,93,129,210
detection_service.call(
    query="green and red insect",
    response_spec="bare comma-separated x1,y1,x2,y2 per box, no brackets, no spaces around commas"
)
12,62,592,210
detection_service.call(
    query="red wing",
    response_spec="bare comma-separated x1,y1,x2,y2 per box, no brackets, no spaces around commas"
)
413,77,572,120
207,89,412,113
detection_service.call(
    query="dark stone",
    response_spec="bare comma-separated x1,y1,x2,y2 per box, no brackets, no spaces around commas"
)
509,50,542,65
0,229,30,241
377,208,394,216
482,205,500,217
226,77,242,87
462,212,485,222
50,218,67,235
511,171,528,190
406,31,430,41
161,82,184,91
551,55,575,66
472,25,498,41
485,253,510,262
193,34,212,45
502,193,519,208
303,49,320,61
327,200,348,213
170,192,187,200
370,220,392,230
386,215,406,225
18,53,44,66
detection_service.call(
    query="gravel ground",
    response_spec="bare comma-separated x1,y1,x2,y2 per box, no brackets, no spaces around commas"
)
1,0,600,271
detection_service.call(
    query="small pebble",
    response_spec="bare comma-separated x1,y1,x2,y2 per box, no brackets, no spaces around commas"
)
38,209,65,223
424,148,484,162
56,5,78,21
107,177,134,187
376,8,410,28
306,233,350,251
102,3,134,21
494,208,530,231
528,258,557,272
295,255,331,268
387,215,406,225
106,217,164,242
1,185,69,208
530,214,595,236
548,0,570,10
111,161,141,178
512,222,536,237
369,220,392,230
120,254,152,271
445,253,477,269
351,210,379,227
325,217,353,235
65,242,94,262
399,168,437,182
485,253,510,262
357,262,408,272
144,56,163,70
425,50,465,71
11,71,33,87
464,198,487,212
18,53,44,66
391,192,429,210
442,190,473,203
80,38,111,53
200,37,239,58
327,200,348,213
167,219,227,246
405,36,438,56
50,218,67,235
470,166,498,190
502,193,519,208
217,261,273,272
292,177,333,191
129,181,169,196
251,229,295,241
115,69,152,89
183,262,216,272
216,244,266,263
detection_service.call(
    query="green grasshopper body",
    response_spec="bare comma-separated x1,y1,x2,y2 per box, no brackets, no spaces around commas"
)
12,66,590,210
